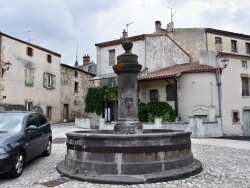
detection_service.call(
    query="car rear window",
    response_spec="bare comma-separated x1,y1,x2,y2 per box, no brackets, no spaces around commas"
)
0,114,24,133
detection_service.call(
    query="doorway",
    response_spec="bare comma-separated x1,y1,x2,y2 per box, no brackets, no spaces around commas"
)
243,110,250,136
63,104,69,122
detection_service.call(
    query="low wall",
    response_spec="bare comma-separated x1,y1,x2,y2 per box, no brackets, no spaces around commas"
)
99,117,223,138
75,118,91,129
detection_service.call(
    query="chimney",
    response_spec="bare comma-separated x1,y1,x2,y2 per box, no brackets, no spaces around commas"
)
83,54,90,72
122,29,128,38
215,37,223,51
167,22,174,33
155,21,162,34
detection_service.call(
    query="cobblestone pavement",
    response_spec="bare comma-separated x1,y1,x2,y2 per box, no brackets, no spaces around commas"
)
0,123,249,188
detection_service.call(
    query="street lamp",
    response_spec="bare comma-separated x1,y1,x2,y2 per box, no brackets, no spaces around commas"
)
219,58,229,74
2,61,12,76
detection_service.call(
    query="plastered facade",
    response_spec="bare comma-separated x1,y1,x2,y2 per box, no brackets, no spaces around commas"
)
0,34,61,123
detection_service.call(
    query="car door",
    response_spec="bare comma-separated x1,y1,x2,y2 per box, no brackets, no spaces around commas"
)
34,113,51,152
24,114,42,161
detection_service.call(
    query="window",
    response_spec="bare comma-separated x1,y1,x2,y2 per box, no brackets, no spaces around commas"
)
26,115,37,128
246,43,250,54
108,77,116,87
150,89,158,102
75,71,78,78
109,49,115,66
27,47,33,56
36,113,47,126
166,84,175,101
25,67,34,86
26,102,33,111
47,54,52,63
74,82,79,92
43,73,56,89
232,111,240,122
242,61,247,69
242,77,250,96
46,106,52,119
194,115,208,122
231,40,237,52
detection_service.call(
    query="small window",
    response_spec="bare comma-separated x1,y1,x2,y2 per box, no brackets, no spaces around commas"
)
25,67,34,86
246,43,250,54
43,73,56,89
242,77,250,96
242,61,247,69
36,113,47,126
74,82,79,93
109,49,115,66
231,40,237,52
26,115,37,128
108,77,116,87
232,111,240,122
27,47,33,56
74,100,77,105
26,102,33,111
166,84,175,101
47,54,52,63
75,71,78,78
150,89,158,102
46,106,52,119
194,115,208,122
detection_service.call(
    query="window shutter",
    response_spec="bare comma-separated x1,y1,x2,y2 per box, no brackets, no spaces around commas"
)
43,72,47,88
25,68,30,85
166,84,175,101
52,75,56,89
30,69,34,86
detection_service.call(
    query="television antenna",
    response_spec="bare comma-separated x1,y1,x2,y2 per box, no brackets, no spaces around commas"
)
168,7,176,22
27,30,36,43
126,22,135,36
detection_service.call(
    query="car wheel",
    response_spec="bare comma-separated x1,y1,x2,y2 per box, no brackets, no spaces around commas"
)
42,139,52,156
7,151,24,178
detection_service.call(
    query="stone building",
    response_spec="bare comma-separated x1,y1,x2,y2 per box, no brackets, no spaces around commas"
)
60,63,95,122
0,32,61,123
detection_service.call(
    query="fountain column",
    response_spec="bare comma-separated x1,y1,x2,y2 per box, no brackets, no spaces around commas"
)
113,39,143,134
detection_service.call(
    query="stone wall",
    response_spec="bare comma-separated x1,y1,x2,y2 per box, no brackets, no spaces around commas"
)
60,64,95,122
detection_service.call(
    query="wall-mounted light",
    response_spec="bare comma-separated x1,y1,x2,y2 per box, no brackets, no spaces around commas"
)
220,58,229,74
2,61,12,76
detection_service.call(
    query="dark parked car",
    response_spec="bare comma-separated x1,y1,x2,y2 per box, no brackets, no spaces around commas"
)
0,111,52,178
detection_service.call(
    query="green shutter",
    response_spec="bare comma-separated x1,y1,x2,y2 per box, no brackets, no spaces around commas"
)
25,68,34,86
43,72,47,88
30,69,34,86
166,84,174,101
25,68,30,85
150,89,158,102
52,75,56,89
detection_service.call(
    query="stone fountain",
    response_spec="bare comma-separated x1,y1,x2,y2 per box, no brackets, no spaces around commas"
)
57,40,202,184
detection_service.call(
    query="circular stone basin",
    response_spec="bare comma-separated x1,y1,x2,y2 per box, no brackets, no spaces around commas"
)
57,129,202,184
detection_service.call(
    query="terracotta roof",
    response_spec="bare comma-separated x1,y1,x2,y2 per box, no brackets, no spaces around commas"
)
95,33,189,56
138,62,216,81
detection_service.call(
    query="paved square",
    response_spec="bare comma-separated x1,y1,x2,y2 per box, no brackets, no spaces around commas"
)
0,123,249,188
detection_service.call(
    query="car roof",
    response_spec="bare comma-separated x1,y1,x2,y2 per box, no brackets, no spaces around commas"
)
0,111,37,116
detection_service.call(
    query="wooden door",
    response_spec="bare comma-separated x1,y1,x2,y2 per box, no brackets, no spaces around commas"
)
63,104,68,120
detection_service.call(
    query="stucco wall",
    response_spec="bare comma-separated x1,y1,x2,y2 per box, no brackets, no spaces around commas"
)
61,65,94,122
172,28,206,62
177,72,219,122
220,57,250,135
1,36,61,123
139,80,175,109
145,36,190,72
96,40,145,76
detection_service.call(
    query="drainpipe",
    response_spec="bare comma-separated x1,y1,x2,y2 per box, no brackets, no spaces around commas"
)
216,51,222,117
205,29,208,51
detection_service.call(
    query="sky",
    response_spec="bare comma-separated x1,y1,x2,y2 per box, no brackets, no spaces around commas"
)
1,0,250,66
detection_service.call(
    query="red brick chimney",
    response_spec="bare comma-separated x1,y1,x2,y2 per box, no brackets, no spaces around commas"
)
83,54,90,72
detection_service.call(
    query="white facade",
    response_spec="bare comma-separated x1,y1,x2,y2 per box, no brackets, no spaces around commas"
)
0,33,61,123
95,34,190,77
